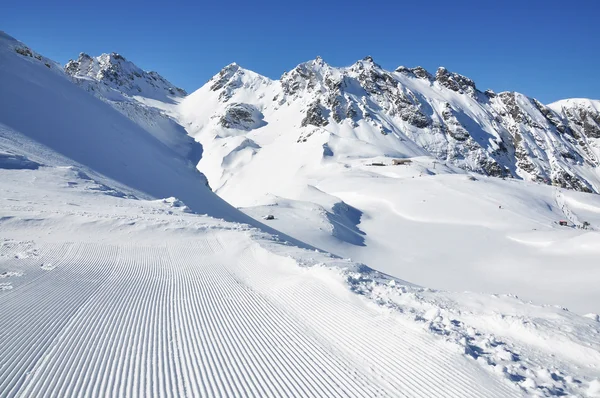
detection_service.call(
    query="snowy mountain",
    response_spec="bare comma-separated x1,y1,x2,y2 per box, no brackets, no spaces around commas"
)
65,52,186,100
171,57,600,316
0,31,244,222
181,57,600,193
62,49,600,314
64,52,200,162
2,30,600,397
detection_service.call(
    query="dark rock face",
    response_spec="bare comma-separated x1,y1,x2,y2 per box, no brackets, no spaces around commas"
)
281,58,326,97
533,99,571,136
210,63,240,92
394,92,429,128
219,103,264,130
563,107,600,139
65,53,92,75
552,170,593,192
301,101,329,127
435,67,478,96
498,92,528,124
411,66,432,80
394,66,432,80
484,89,497,98
441,104,469,141
583,112,600,138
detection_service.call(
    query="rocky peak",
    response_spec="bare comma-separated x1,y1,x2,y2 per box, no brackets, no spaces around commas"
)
210,63,241,91
64,52,93,76
484,89,497,98
182,54,600,194
281,57,334,97
350,56,383,73
208,63,273,104
550,99,600,140
435,67,478,96
65,51,186,100
313,56,326,67
395,66,432,80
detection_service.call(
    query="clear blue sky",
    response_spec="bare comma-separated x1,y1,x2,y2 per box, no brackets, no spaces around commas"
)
2,0,598,103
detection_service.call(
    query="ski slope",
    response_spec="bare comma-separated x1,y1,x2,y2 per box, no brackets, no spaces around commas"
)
0,167,517,398
1,165,599,397
0,240,514,398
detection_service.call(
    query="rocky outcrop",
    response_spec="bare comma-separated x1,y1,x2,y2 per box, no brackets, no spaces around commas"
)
219,103,265,130
435,67,478,97
64,51,200,163
301,100,329,127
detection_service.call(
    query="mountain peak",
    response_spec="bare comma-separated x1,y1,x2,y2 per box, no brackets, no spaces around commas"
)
224,62,240,70
210,62,243,92
352,56,381,70
395,65,432,80
65,52,186,101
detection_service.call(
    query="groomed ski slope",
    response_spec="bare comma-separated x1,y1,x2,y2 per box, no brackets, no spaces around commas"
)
1,166,599,397
0,167,522,398
0,240,515,398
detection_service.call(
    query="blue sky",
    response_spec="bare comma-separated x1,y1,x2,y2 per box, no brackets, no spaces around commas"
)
2,0,597,103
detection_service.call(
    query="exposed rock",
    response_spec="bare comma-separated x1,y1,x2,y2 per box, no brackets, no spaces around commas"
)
484,89,496,98
210,63,240,92
218,103,265,130
435,67,478,96
411,66,432,80
301,100,329,127
196,56,600,194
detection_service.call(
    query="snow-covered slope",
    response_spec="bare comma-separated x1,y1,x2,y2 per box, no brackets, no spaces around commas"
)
181,57,600,193
2,164,598,397
0,31,239,222
175,59,600,314
64,52,200,162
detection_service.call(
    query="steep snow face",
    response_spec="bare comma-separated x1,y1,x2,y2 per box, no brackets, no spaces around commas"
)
0,31,252,224
64,52,200,163
181,57,600,194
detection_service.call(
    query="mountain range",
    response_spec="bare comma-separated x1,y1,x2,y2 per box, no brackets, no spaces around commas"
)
65,52,600,194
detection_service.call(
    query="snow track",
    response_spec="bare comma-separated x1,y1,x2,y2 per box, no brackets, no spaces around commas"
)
0,232,520,397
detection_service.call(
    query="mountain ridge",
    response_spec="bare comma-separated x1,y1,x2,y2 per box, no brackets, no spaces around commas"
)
53,41,600,195
180,56,600,195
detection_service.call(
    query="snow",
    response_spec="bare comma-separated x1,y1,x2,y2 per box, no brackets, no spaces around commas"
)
1,30,600,397
0,31,239,223
175,58,600,316
1,163,599,396
2,164,599,397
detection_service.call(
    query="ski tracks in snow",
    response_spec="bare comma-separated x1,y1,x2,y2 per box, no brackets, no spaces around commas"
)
0,233,520,397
